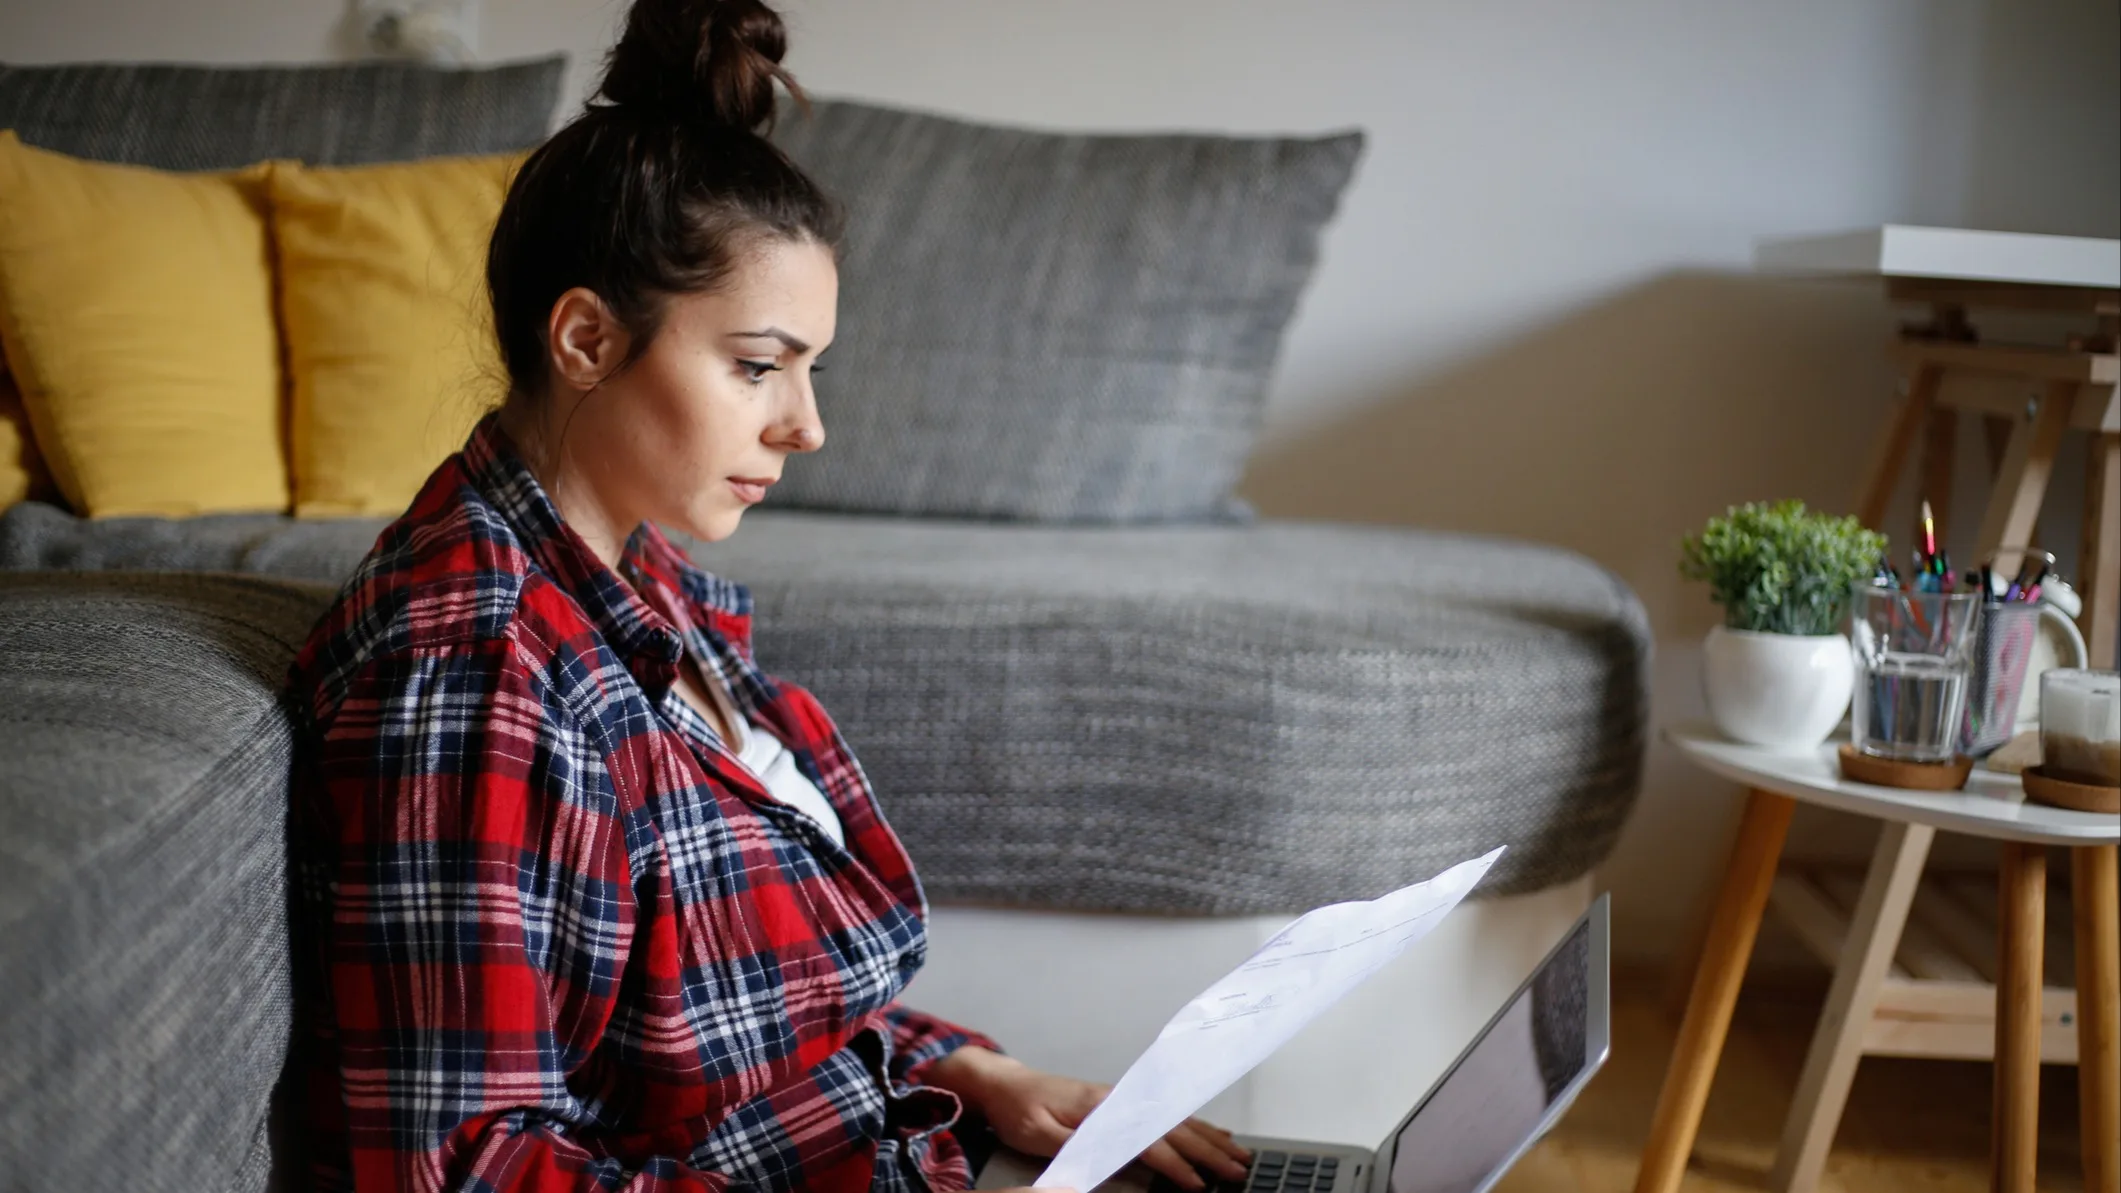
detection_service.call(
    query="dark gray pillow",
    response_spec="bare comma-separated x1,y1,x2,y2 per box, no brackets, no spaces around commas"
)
0,56,564,170
770,100,1362,523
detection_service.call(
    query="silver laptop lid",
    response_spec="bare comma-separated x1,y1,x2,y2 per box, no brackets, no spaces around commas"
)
1367,895,1611,1193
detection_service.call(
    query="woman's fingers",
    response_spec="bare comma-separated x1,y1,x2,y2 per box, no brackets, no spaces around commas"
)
1140,1123,1253,1191
1167,1122,1251,1182
1139,1139,1214,1191
1184,1117,1252,1166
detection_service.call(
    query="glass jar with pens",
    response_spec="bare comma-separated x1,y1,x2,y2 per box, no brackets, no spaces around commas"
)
1848,582,1982,763
1850,530,2089,768
1846,501,1977,765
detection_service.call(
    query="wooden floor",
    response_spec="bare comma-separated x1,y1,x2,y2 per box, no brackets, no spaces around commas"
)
1493,978,2090,1192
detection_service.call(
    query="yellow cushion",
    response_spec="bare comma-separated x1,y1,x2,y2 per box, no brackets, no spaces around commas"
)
271,152,523,517
1,361,56,509
0,131,288,516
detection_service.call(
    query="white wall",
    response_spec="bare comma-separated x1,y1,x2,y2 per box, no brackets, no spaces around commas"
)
4,0,2116,968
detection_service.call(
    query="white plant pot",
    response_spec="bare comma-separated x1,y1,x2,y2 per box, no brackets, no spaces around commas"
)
1702,625,1853,751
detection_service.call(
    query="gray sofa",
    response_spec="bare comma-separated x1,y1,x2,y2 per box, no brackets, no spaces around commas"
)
0,57,1649,1191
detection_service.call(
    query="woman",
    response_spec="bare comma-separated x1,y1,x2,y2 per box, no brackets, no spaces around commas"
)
282,1,1253,1189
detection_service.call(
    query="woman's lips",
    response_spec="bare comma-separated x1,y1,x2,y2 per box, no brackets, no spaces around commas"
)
729,478,772,504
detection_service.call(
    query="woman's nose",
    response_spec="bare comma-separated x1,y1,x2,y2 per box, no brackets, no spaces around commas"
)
780,386,825,452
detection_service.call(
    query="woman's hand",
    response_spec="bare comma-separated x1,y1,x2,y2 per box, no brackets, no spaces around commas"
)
926,1047,1252,1192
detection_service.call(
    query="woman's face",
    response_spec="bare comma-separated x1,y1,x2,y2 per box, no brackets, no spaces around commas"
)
535,236,836,553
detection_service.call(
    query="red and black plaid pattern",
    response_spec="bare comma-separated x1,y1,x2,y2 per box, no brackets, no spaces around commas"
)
285,415,997,1192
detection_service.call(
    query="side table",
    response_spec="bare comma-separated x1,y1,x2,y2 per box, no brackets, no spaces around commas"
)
1635,722,2120,1193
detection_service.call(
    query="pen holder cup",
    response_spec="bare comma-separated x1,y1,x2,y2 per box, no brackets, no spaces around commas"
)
1955,601,2089,758
1849,586,1981,764
1958,602,2037,757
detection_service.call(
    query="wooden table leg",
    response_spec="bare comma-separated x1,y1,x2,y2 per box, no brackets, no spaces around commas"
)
1769,821,1935,1193
1974,381,2075,565
1994,842,2048,1193
2075,845,2121,1193
2082,431,2118,668
1856,364,1942,531
1635,788,1795,1193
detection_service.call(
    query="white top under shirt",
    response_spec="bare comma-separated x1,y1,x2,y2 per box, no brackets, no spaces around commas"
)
730,713,847,848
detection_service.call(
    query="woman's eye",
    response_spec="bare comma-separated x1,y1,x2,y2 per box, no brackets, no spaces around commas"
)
738,359,782,383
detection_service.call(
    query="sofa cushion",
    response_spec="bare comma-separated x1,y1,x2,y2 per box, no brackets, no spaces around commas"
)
0,56,563,170
1,360,53,508
687,515,1649,912
271,152,524,517
0,571,332,1191
0,499,385,583
0,135,288,517
769,100,1362,524
3,501,1647,914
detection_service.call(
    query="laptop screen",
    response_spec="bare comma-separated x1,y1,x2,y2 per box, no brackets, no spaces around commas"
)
1380,918,1594,1193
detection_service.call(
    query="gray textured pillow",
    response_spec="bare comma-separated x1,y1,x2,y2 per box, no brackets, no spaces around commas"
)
770,100,1362,523
0,56,564,170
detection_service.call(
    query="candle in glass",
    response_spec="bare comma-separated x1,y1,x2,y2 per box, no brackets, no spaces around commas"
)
2040,668,2120,786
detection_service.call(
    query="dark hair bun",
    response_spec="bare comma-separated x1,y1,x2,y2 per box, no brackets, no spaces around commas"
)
597,0,799,133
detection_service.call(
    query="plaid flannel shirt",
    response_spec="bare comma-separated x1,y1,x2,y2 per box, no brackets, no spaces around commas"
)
285,414,998,1193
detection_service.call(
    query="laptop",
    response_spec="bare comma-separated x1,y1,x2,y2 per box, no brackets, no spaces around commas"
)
976,894,1610,1193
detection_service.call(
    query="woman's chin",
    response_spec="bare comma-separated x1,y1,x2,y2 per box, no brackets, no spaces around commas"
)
681,504,747,544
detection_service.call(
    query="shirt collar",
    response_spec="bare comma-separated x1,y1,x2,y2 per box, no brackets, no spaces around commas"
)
461,412,687,678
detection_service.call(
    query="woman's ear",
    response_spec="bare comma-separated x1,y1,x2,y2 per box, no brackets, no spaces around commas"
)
545,287,631,392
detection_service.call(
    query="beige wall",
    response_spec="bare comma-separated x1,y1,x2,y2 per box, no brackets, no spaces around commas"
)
4,0,2116,965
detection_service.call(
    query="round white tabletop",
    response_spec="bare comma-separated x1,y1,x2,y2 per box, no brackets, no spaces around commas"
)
1664,720,2120,846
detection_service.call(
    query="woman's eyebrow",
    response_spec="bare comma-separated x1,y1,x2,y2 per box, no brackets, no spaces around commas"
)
728,327,811,354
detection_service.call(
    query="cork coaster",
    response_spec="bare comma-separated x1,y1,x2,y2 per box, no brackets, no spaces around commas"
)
1837,744,1973,791
2021,765,2121,815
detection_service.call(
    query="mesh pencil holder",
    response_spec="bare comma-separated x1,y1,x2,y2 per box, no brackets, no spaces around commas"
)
1958,600,2040,758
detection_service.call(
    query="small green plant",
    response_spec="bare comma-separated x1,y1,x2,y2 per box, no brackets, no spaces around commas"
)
1679,500,1886,636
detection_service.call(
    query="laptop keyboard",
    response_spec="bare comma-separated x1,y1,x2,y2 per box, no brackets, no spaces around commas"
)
1150,1150,1341,1193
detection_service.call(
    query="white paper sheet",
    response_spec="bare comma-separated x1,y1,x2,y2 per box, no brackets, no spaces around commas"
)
1036,848,1506,1191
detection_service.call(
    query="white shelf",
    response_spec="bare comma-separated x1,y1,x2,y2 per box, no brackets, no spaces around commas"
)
1754,225,2120,289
